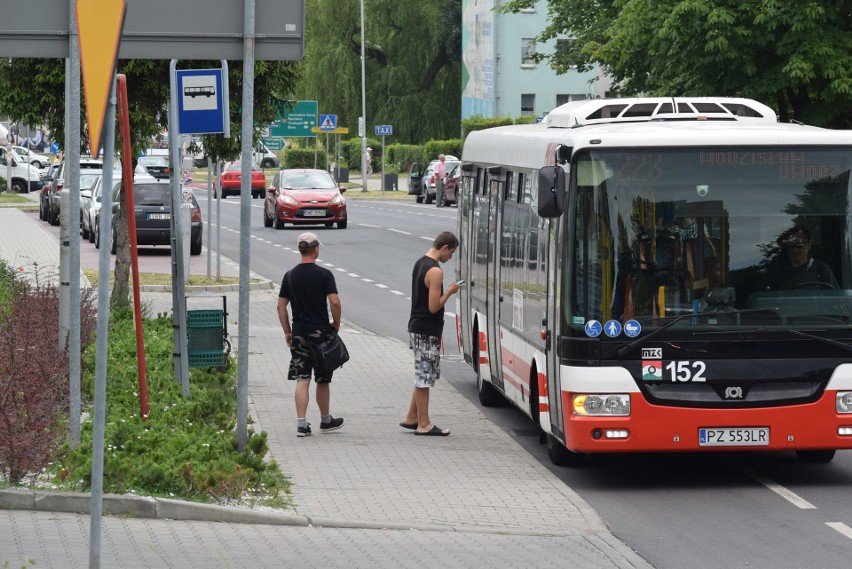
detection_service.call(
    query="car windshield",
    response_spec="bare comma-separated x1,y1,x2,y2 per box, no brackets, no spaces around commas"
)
79,173,101,190
141,157,167,167
228,163,261,172
280,172,337,189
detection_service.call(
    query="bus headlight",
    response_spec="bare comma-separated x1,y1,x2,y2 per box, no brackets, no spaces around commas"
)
573,394,630,416
837,392,852,413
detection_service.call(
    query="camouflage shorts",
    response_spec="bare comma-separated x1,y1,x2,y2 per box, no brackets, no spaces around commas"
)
410,333,441,388
288,330,335,383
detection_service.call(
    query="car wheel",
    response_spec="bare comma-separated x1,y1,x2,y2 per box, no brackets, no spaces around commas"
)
88,221,96,243
337,220,347,229
94,223,100,249
425,189,434,204
263,208,273,228
274,216,285,230
110,223,117,254
190,235,202,256
32,160,44,169
48,207,59,226
11,180,26,194
261,158,274,169
324,222,334,228
38,199,45,220
415,193,424,203
81,222,89,240
252,190,261,199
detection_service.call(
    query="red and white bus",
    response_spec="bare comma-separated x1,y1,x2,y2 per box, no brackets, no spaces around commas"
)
455,97,852,465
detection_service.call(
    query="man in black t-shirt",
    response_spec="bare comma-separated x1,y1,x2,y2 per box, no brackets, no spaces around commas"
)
399,231,460,436
278,232,344,437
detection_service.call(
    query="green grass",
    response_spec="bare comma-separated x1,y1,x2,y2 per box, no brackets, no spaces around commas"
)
0,192,36,204
83,269,256,287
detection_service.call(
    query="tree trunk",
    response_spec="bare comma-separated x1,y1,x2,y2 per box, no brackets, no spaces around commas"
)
110,189,131,309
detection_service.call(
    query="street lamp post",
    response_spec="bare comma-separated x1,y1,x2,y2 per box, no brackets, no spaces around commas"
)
359,0,367,192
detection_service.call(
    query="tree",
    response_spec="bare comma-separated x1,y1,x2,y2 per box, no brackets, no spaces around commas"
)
0,58,299,307
502,0,852,128
298,0,462,145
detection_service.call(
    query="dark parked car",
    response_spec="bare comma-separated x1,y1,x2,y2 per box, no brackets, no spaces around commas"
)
95,179,202,256
138,155,170,180
41,156,103,225
263,169,347,229
441,163,462,206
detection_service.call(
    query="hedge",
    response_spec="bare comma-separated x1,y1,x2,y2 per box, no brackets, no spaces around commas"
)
283,148,328,170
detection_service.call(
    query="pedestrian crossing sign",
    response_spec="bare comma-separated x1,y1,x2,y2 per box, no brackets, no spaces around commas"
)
319,114,337,131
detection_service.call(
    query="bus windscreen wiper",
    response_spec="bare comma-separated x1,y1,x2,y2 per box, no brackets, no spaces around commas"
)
614,307,779,358
784,328,852,354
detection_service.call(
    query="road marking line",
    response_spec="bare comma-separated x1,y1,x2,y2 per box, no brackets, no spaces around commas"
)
361,278,374,283
389,228,411,235
421,236,433,241
739,465,816,509
375,283,388,289
390,290,405,296
359,223,380,228
348,273,359,278
826,522,852,540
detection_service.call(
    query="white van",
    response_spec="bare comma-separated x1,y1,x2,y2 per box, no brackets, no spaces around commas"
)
0,146,45,193
188,139,280,169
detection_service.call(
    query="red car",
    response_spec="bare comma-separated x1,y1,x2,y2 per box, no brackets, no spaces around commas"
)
263,169,347,229
217,161,266,199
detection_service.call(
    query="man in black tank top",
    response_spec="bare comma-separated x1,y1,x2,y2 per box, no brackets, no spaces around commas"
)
278,232,344,437
400,231,460,436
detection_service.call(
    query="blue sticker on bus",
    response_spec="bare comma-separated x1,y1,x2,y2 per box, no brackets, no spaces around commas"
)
624,320,641,337
604,320,622,337
585,320,602,337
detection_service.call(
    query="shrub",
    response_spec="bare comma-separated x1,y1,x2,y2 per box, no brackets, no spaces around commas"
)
284,148,328,170
422,139,463,163
53,309,289,505
386,144,423,173
0,261,97,484
462,116,514,138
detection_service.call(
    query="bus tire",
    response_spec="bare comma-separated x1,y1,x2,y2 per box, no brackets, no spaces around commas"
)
795,449,836,463
547,434,583,466
477,374,502,407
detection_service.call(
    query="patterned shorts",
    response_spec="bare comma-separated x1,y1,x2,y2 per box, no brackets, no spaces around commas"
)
288,330,334,383
410,333,441,388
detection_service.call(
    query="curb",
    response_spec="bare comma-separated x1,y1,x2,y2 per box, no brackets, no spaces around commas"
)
0,489,601,537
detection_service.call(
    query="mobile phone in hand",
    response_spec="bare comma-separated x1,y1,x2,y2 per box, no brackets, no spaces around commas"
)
456,279,465,285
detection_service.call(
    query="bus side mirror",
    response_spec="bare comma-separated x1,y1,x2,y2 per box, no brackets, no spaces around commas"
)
538,166,566,218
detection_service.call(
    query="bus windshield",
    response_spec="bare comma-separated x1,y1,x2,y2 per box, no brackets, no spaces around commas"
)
567,147,852,334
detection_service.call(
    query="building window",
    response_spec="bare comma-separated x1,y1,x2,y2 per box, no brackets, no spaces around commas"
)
521,94,535,116
556,94,590,107
521,38,536,67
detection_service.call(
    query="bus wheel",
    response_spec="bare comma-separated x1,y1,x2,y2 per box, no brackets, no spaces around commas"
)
795,449,836,463
477,373,503,407
547,434,583,466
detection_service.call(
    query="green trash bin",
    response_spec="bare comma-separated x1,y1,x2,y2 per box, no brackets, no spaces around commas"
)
186,296,231,370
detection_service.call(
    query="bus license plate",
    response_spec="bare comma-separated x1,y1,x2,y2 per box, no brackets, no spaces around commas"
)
148,212,170,220
698,427,769,447
303,209,326,217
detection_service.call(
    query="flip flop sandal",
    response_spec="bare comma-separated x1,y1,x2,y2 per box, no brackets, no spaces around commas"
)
399,422,418,430
414,425,450,436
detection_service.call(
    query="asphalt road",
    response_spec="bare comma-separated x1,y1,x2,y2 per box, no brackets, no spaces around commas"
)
34,190,852,568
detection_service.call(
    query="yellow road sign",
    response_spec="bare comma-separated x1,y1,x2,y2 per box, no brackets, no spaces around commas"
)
77,0,127,155
311,126,349,134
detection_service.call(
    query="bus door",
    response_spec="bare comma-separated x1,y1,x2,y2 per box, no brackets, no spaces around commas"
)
545,214,565,438
457,169,477,362
485,170,504,391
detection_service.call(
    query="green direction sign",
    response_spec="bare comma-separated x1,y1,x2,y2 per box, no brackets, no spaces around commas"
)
268,100,318,137
262,137,286,151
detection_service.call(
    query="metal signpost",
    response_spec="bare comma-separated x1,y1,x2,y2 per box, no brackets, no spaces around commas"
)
375,124,392,192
